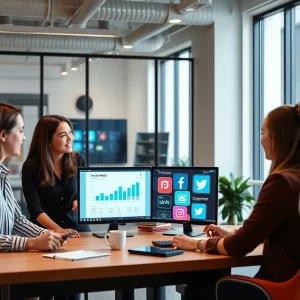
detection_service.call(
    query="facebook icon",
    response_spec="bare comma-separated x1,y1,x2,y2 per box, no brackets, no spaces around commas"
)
173,173,188,190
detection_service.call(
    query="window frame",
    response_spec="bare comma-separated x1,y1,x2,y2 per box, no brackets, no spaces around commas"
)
253,1,300,185
159,47,193,166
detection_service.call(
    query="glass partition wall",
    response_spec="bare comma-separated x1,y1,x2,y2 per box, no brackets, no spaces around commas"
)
0,52,193,170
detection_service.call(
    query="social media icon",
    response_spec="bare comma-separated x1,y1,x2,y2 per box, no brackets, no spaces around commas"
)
174,191,190,206
193,175,210,194
173,173,188,190
191,203,207,219
157,211,171,219
173,206,188,220
157,195,172,209
158,177,172,193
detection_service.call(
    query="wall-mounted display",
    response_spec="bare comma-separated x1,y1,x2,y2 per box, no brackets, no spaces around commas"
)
70,119,127,164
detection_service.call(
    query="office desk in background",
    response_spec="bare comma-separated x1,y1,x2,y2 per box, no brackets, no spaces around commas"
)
0,229,263,300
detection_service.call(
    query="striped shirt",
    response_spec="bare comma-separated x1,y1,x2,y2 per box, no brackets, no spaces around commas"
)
0,163,46,252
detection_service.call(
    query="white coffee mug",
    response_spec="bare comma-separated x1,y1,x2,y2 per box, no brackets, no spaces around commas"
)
104,230,126,250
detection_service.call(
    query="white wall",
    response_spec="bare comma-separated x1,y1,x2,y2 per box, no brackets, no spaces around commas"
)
213,0,243,178
156,26,215,168
125,59,149,165
156,0,243,179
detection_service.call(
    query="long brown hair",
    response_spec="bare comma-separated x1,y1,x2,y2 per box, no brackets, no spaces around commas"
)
0,103,22,160
268,103,300,174
0,103,21,133
24,115,77,186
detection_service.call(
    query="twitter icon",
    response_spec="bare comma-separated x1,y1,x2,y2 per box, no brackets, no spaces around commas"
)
191,203,207,219
193,175,210,194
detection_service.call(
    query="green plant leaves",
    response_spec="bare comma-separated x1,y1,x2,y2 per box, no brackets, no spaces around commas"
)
219,173,256,225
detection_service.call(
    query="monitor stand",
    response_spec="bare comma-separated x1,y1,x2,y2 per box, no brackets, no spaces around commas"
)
92,223,134,238
162,223,205,237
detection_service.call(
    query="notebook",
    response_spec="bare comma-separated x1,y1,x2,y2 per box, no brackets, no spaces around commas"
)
43,250,111,261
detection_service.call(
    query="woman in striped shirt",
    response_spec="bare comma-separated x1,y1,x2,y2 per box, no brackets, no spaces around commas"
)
0,103,64,252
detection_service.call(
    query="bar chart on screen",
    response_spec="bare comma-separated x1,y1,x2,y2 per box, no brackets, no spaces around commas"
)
95,182,141,201
84,171,148,219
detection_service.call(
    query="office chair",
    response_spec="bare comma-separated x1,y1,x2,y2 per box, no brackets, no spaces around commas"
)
216,269,300,300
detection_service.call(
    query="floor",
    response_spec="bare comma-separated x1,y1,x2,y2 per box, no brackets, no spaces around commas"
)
82,223,260,299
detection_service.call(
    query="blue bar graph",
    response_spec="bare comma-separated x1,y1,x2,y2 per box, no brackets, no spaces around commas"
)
95,182,141,201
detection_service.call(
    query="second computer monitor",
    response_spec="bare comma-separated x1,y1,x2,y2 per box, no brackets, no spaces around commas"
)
151,167,219,236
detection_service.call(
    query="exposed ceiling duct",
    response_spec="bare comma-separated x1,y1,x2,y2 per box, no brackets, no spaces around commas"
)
67,0,107,28
0,0,214,54
0,32,165,53
0,0,213,26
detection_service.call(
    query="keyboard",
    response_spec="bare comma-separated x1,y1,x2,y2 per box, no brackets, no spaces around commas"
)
151,240,174,248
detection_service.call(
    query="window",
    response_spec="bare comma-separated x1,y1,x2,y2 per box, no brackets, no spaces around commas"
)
253,2,300,183
159,48,192,166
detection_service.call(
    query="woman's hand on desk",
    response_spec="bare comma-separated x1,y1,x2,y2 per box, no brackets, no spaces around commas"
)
203,224,234,238
55,227,80,238
25,232,65,251
172,235,199,251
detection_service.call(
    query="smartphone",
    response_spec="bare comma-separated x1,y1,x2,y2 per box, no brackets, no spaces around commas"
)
62,231,77,240
128,246,184,257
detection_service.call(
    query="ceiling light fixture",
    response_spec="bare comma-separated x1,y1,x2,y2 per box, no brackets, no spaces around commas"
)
61,66,68,76
185,7,196,12
71,60,78,71
123,44,133,49
169,19,183,24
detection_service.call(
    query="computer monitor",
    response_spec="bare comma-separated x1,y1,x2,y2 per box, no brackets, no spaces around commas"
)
78,167,152,237
151,167,219,237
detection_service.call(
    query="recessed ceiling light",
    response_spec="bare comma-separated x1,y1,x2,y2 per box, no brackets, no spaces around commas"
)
71,66,78,71
123,44,133,49
169,19,183,24
61,66,68,76
185,7,196,12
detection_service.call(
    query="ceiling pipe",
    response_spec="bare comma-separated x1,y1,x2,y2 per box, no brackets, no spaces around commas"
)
66,0,107,28
0,32,165,53
124,24,174,45
0,33,117,52
123,0,181,3
0,0,214,26
40,0,52,27
0,16,12,25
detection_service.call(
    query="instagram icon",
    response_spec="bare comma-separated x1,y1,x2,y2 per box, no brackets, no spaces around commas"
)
173,206,187,220
158,177,172,193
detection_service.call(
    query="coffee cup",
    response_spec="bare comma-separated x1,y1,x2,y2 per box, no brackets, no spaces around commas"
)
104,230,126,250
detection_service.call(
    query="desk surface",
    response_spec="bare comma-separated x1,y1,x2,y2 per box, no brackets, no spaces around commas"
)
0,230,263,285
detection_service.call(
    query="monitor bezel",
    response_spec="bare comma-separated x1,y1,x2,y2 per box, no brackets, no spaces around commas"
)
77,166,152,225
151,166,219,226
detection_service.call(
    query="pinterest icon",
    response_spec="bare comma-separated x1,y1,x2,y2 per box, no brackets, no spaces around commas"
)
158,177,172,194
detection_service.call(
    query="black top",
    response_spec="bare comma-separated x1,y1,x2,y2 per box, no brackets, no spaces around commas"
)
22,153,89,231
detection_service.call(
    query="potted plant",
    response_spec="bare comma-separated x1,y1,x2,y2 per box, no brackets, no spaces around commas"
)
172,157,189,166
219,173,256,225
